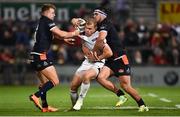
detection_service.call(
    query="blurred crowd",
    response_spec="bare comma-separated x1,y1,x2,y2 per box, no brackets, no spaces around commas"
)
0,0,180,68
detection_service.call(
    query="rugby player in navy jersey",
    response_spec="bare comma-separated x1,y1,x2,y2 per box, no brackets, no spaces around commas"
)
91,8,149,112
29,4,79,112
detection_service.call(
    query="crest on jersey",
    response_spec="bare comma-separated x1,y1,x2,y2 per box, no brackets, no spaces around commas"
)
118,69,124,73
100,26,106,30
92,38,97,42
43,61,48,66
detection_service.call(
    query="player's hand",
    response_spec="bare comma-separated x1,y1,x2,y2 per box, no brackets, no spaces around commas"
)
87,51,96,62
73,30,80,36
71,18,86,26
71,18,86,34
64,38,75,45
93,51,100,61
71,18,79,27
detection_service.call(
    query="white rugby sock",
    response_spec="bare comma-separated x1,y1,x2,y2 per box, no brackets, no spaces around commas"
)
70,90,78,106
79,83,90,100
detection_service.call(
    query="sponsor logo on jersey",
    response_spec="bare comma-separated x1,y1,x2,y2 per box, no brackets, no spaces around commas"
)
44,61,48,66
118,69,124,73
100,26,106,30
126,67,130,73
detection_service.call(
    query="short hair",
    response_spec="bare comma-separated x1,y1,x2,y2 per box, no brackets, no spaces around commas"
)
85,17,97,27
41,4,56,13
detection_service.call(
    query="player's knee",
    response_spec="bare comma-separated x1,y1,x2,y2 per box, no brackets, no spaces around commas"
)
53,79,59,86
82,78,90,84
82,74,91,83
97,73,104,81
97,76,106,84
70,84,78,92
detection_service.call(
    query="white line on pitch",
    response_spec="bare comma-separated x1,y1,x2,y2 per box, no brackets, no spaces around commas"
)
159,98,172,103
148,93,158,97
89,95,114,97
175,104,180,108
85,106,178,110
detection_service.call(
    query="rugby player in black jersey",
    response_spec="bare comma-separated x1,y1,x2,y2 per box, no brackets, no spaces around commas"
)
91,8,149,112
29,4,79,112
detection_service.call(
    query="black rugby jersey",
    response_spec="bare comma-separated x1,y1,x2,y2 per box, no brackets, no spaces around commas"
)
97,18,125,60
33,15,56,53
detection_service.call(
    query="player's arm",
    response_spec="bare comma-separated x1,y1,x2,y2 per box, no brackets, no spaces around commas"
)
94,43,112,61
81,41,91,57
93,30,107,52
51,26,79,39
53,34,75,45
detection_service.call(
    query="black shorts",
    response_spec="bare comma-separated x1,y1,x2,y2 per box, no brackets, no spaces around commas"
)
29,52,53,71
105,55,131,77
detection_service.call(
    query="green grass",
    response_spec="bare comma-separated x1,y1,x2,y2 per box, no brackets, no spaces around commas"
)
0,85,180,116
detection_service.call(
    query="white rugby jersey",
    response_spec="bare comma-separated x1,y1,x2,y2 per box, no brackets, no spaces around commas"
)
79,31,106,50
79,31,106,62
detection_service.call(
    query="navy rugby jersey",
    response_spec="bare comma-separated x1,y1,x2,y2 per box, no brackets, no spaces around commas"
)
97,18,125,60
33,16,56,53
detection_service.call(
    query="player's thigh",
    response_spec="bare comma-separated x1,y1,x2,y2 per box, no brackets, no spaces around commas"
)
40,65,59,85
70,73,82,91
37,72,49,85
83,68,98,80
97,66,112,80
118,75,131,88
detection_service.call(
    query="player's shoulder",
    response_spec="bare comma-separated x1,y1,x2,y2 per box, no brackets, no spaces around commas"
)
40,16,54,24
91,31,99,38
100,18,110,25
93,31,99,36
98,19,110,31
39,16,56,29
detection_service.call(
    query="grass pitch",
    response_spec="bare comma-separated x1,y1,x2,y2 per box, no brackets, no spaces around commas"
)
0,85,180,116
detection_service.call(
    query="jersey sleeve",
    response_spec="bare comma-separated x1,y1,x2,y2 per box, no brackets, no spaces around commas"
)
98,24,109,32
46,19,56,30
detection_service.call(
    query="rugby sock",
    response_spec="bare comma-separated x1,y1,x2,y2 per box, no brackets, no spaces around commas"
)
136,98,146,107
70,90,78,106
39,86,48,108
34,81,54,98
79,83,90,99
41,92,48,108
116,89,125,97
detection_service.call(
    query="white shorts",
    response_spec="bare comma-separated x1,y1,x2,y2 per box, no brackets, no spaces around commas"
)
75,59,105,77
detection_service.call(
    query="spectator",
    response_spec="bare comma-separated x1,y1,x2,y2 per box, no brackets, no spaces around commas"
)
150,32,163,48
115,0,130,23
152,47,168,65
15,24,30,47
74,4,91,18
133,50,143,65
124,19,139,47
57,45,68,65
136,17,149,46
167,48,180,66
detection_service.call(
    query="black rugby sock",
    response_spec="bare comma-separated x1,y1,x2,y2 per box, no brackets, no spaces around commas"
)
39,86,48,108
116,89,125,97
41,93,48,108
136,98,146,107
35,81,54,98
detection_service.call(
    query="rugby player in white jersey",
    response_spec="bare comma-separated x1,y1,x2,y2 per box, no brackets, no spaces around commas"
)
69,17,126,111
